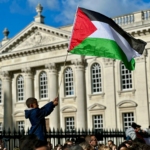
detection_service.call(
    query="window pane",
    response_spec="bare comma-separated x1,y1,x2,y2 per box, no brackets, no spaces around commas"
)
91,63,102,94
121,63,132,90
65,117,74,130
17,76,24,101
123,112,134,130
40,72,48,99
17,121,24,131
64,68,74,96
93,115,103,130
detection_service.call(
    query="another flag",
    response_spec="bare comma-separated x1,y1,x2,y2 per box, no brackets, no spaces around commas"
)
68,7,147,70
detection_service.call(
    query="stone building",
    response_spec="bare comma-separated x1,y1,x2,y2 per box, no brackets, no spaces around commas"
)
0,4,150,132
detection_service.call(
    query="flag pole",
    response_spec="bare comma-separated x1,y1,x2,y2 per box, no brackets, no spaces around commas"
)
57,52,69,97
113,59,118,128
57,6,78,97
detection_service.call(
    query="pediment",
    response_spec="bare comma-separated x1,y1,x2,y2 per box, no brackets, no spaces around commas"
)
12,31,67,51
117,100,137,108
0,22,71,54
61,106,77,113
88,103,106,111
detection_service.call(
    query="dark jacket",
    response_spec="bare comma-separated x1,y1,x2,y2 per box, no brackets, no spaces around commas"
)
25,101,55,141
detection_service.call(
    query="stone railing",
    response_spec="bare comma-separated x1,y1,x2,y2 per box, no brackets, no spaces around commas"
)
112,9,150,26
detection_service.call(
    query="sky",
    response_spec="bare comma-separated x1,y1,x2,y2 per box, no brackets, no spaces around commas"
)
0,0,150,40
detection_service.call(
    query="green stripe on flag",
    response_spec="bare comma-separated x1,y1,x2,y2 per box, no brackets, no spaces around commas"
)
70,38,135,70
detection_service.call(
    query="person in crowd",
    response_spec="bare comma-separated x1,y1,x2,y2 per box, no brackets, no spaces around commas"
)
107,140,114,150
69,144,83,150
20,134,49,150
112,145,117,150
47,141,53,150
24,96,58,142
125,122,147,143
54,144,63,150
117,143,128,150
79,141,92,150
90,135,98,150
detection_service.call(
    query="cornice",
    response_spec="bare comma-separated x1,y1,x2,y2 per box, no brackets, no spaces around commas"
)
129,28,150,36
0,42,69,61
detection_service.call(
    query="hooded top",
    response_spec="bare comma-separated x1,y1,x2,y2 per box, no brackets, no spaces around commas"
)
25,101,55,141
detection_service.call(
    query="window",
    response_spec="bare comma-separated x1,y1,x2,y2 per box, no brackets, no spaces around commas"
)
39,72,48,99
64,68,74,96
91,63,102,94
123,112,134,130
93,115,103,130
17,121,24,132
121,63,132,90
0,80,2,103
0,123,2,131
65,117,74,130
17,75,24,101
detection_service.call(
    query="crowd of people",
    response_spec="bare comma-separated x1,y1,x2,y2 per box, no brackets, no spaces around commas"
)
1,97,150,150
19,95,150,150
18,131,150,150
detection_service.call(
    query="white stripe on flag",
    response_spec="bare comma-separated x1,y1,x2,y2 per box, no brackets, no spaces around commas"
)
89,21,141,61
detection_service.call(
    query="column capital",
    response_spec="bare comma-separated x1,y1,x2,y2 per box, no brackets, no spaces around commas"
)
71,59,84,69
21,67,33,76
103,58,114,67
45,63,57,73
1,71,11,80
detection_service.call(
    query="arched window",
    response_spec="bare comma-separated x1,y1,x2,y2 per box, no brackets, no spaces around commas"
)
17,75,24,101
0,80,2,103
39,72,48,99
91,63,102,94
64,67,74,96
121,63,132,90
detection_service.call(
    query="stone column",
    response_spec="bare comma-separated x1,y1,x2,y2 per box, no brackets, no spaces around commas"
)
45,63,59,129
22,67,34,99
2,71,12,130
71,59,86,129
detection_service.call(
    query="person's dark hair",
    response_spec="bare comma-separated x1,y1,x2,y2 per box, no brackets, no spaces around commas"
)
108,140,114,144
20,134,38,150
34,140,48,149
26,97,37,108
70,144,83,150
75,137,85,144
117,143,127,150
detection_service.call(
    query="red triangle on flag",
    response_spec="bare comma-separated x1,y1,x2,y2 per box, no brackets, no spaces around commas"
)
69,8,97,51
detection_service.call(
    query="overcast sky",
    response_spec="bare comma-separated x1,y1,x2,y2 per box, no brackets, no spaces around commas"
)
0,0,150,40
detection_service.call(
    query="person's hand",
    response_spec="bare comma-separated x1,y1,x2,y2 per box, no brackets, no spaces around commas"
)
53,97,59,106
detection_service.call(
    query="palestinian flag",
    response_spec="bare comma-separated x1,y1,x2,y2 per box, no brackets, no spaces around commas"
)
68,7,147,70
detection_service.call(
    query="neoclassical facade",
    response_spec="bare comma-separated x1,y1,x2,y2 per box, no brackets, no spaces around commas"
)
0,4,150,131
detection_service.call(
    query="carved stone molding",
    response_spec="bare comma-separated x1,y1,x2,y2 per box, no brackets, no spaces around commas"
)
61,96,76,102
88,103,106,111
88,93,105,100
117,100,137,108
45,63,57,73
61,106,77,112
71,59,84,69
21,67,33,77
0,42,69,61
118,89,136,97
1,71,11,80
103,58,114,67
136,56,144,62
